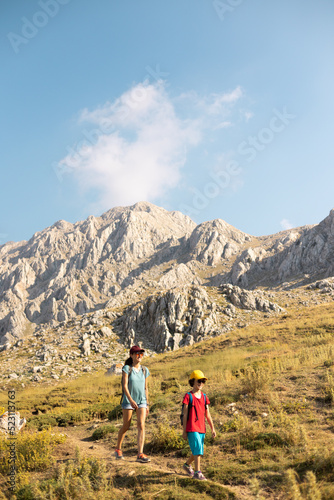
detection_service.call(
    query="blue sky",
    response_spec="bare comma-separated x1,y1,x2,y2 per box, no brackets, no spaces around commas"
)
1,0,334,243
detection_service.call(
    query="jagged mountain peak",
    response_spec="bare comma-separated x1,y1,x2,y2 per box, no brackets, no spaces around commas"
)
1,203,334,348
187,218,252,266
225,209,334,288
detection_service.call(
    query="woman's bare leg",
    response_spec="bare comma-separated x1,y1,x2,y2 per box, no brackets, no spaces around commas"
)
136,407,147,454
116,410,133,450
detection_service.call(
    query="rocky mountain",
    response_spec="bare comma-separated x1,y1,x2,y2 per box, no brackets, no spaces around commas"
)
224,210,334,289
0,202,333,352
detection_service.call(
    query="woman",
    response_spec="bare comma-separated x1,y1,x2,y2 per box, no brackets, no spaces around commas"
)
114,345,150,462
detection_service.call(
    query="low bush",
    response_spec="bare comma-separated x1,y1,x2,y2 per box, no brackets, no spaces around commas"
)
108,404,123,420
148,422,185,452
322,371,334,404
92,424,116,440
284,469,322,500
243,432,286,450
26,414,58,430
160,377,181,393
221,411,308,451
0,428,66,474
241,366,271,396
150,395,169,413
15,449,112,499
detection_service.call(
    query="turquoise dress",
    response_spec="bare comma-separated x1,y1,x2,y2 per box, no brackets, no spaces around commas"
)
122,365,150,408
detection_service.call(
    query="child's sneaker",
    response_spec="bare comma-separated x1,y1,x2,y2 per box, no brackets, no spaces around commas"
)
183,463,194,477
114,449,124,460
193,471,207,480
136,453,151,463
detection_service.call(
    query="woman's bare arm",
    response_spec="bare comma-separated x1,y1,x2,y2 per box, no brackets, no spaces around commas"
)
122,371,137,409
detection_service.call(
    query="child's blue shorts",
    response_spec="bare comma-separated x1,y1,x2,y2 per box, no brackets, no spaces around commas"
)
187,432,205,456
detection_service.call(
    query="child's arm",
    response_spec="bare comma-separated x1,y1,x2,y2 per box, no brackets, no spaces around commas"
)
182,405,189,440
205,406,216,438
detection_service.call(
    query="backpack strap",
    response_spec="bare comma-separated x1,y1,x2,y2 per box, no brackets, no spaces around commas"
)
188,392,199,422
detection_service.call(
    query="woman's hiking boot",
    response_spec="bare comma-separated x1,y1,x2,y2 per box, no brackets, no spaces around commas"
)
114,449,124,460
136,453,151,463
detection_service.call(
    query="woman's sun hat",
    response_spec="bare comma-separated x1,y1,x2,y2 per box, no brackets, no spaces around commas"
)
130,345,145,354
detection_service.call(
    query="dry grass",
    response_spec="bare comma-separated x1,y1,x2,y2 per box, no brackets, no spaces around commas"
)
1,301,334,498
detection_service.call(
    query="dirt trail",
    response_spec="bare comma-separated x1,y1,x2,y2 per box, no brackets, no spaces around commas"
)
53,423,252,499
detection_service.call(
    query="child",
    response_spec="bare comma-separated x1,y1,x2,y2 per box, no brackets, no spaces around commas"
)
182,370,216,480
115,345,151,463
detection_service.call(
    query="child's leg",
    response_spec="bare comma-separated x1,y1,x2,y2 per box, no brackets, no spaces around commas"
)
186,454,194,465
194,455,200,471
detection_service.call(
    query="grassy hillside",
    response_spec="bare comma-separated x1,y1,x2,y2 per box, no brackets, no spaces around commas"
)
1,301,334,499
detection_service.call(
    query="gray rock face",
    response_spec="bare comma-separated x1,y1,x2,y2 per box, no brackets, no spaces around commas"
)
187,219,251,265
224,210,334,288
105,363,123,376
307,278,334,295
81,337,91,357
116,286,219,352
220,284,284,313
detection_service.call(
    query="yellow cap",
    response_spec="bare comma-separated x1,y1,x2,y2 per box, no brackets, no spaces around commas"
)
189,370,208,381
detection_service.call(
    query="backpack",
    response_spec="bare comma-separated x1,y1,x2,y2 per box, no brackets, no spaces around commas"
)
120,365,147,405
180,392,207,427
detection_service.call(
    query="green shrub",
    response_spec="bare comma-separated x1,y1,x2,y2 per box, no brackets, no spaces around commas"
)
160,378,181,393
0,428,66,474
285,469,303,500
150,396,169,413
210,392,236,407
92,424,116,440
323,371,334,404
15,449,112,499
241,366,271,396
221,414,250,433
243,432,286,450
26,414,58,430
148,422,185,452
108,404,123,420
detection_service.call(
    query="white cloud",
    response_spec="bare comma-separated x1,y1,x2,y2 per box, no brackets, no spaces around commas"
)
57,81,244,213
208,86,243,114
214,121,233,130
244,111,254,122
177,86,243,117
280,218,295,230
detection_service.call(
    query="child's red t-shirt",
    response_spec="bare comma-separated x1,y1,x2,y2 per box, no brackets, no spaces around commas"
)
183,392,210,433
